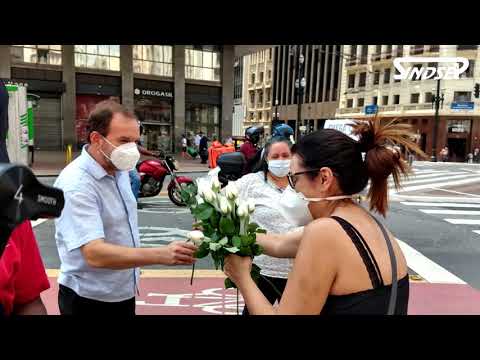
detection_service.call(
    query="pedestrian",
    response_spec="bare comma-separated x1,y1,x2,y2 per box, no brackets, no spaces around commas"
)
54,100,197,316
224,118,424,315
467,152,474,164
0,221,51,316
199,132,209,164
194,132,202,151
229,137,301,315
473,148,480,163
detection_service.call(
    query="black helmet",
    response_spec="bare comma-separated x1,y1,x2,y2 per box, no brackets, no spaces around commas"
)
245,126,264,145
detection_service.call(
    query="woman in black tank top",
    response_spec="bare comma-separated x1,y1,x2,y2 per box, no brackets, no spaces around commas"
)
223,118,426,315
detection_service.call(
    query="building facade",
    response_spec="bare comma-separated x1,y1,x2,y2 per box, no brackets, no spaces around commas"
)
232,56,247,137
336,45,480,161
242,48,274,136
0,45,236,153
271,45,342,138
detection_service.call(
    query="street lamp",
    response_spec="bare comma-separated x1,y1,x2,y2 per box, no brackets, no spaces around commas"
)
293,47,306,140
430,79,445,162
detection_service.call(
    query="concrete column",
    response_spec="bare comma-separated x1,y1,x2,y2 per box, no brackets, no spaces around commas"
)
173,45,185,153
221,45,234,139
62,45,76,149
120,45,134,111
0,46,11,79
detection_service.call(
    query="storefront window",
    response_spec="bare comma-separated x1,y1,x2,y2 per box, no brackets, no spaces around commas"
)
185,103,220,139
447,119,471,134
11,45,62,65
185,45,221,82
135,99,173,153
74,45,120,71
133,45,173,77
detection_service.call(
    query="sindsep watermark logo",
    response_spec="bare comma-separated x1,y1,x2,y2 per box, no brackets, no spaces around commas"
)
393,57,469,81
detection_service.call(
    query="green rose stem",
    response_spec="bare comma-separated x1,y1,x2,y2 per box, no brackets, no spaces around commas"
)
190,263,195,286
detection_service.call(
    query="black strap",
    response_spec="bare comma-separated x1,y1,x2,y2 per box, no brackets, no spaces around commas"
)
370,215,398,316
331,216,384,289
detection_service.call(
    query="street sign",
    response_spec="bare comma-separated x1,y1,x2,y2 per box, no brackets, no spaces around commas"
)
451,102,474,110
365,104,378,114
323,119,360,141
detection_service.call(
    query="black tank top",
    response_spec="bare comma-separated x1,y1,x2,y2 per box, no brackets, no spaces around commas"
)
320,216,409,315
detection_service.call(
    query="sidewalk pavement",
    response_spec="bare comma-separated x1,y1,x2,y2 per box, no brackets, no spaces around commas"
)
30,150,210,177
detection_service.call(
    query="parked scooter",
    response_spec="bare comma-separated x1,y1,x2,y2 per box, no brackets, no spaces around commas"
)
137,153,193,206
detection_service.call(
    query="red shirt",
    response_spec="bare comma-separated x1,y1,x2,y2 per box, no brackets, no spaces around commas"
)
240,141,257,162
0,221,50,315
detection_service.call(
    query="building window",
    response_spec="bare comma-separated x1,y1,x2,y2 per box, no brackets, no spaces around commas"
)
411,45,424,55
268,70,272,80
258,91,263,106
250,91,255,106
360,46,368,64
251,73,255,84
359,72,367,87
267,112,270,121
133,45,172,77
74,45,120,71
393,94,400,104
385,45,392,59
357,98,365,107
11,45,62,65
372,96,378,105
348,74,356,88
266,88,271,102
268,48,273,60
454,91,472,102
425,92,433,103
457,45,478,51
375,45,382,54
395,45,404,57
429,45,440,52
448,119,472,134
411,93,420,103
347,99,354,108
382,95,389,105
373,71,380,85
185,103,220,139
384,68,391,84
185,45,221,82
460,60,475,78
259,72,264,83
250,112,255,121
258,111,263,120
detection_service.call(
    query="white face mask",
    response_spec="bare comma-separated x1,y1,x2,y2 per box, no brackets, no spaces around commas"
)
100,136,140,171
279,185,354,226
268,159,291,178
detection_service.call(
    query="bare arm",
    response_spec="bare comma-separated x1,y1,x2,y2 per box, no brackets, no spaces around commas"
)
137,144,156,157
256,227,304,258
81,239,197,269
13,297,48,315
226,220,338,315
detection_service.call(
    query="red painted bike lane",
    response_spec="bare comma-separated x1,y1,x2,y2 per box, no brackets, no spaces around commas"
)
40,276,480,315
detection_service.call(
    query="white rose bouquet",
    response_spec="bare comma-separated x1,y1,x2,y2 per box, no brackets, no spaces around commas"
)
180,176,265,289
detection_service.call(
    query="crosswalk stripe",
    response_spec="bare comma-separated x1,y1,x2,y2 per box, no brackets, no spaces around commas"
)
391,177,480,193
397,239,466,284
401,202,480,208
444,219,480,225
420,209,480,216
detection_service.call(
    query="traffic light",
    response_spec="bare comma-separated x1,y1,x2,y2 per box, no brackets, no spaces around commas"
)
474,83,480,98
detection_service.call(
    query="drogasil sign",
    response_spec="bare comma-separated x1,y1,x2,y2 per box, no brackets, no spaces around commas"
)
393,57,469,81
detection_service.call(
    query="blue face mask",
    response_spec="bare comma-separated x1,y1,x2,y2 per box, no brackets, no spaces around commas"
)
268,159,291,178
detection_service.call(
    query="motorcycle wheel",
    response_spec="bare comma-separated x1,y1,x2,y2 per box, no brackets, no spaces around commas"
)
168,183,188,207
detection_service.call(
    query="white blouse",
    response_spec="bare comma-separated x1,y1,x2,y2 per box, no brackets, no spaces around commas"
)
232,172,301,279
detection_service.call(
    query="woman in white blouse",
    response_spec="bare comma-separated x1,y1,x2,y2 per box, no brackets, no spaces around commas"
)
232,137,300,315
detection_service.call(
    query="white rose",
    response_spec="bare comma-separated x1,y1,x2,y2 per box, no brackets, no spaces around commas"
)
202,188,217,204
225,183,239,200
187,230,204,246
195,195,204,205
219,196,230,215
237,203,248,218
211,178,221,193
247,198,256,213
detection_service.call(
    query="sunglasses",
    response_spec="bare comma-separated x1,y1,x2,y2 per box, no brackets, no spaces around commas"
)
287,169,321,189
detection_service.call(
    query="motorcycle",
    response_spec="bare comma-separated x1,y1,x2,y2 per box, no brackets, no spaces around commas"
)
137,153,193,206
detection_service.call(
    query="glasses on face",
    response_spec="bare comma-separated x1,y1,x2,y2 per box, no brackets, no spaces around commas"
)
287,169,321,189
